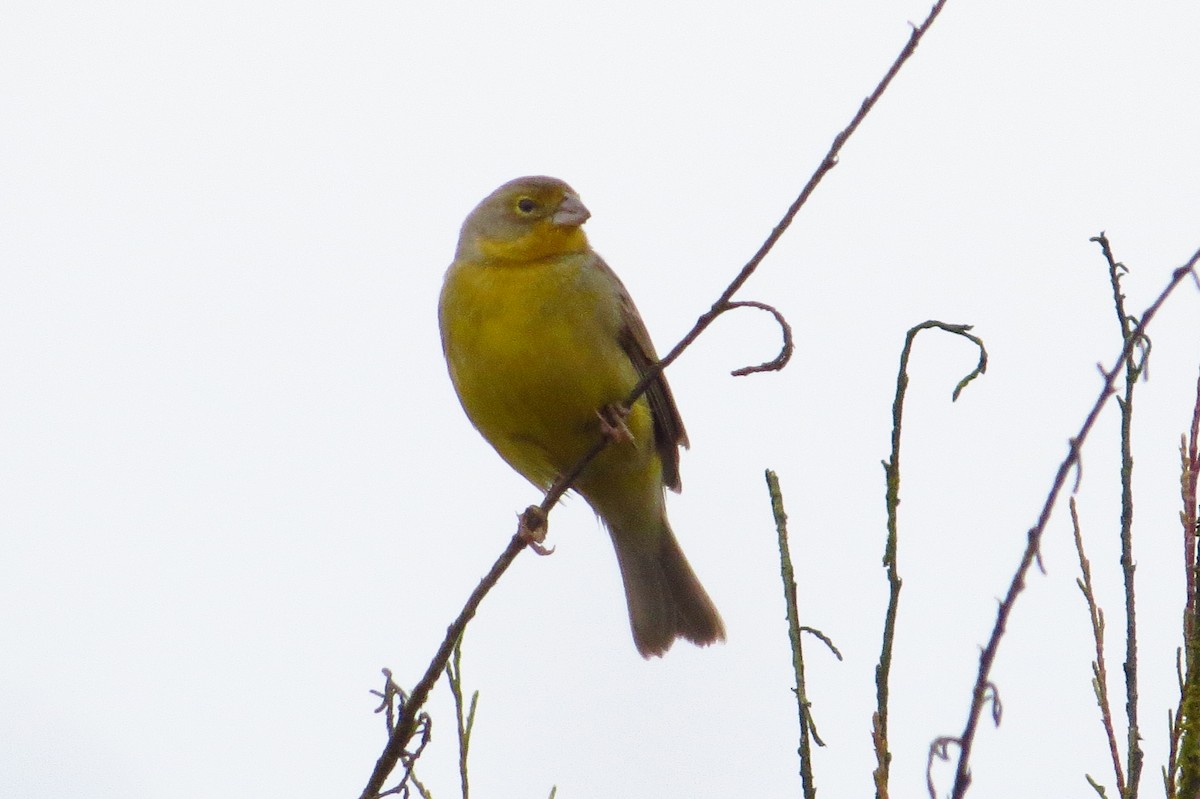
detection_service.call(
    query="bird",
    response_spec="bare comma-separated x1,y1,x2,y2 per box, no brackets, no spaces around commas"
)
438,175,725,658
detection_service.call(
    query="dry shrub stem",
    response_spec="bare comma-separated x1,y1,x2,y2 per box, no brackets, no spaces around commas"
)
357,3,954,796
1072,496,1127,798
1174,370,1200,797
360,534,523,799
1094,232,1147,798
368,670,434,799
1185,372,1200,644
445,636,478,799
766,469,819,799
878,321,987,799
947,249,1200,799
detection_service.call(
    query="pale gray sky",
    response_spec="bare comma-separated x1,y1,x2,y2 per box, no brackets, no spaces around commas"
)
3,2,1199,797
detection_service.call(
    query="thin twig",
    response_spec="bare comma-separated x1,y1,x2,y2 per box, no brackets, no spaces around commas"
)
1167,650,1186,799
359,533,524,799
446,634,479,799
928,737,958,799
801,626,844,661
727,301,794,376
948,249,1200,799
1185,369,1200,641
766,469,819,799
1072,497,1127,797
1174,368,1200,797
876,321,987,799
1093,232,1146,798
626,0,954,405
370,668,402,735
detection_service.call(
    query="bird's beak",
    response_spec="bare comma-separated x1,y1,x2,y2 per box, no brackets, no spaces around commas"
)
552,194,591,227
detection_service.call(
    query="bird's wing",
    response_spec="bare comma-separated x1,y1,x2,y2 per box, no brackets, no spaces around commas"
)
595,257,689,492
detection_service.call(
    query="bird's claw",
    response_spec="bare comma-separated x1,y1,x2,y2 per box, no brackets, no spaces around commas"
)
518,506,554,556
597,403,634,444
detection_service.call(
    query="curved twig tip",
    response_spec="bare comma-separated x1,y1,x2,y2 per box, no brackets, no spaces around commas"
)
983,681,1003,726
799,625,844,661
719,300,794,377
927,737,963,799
899,320,988,401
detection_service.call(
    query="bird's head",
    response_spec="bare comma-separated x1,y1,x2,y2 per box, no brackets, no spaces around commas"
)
456,176,591,263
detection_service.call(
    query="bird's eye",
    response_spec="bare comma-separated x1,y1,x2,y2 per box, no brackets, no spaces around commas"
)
516,197,537,214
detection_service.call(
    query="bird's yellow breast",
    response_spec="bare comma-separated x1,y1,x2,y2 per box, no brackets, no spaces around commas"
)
439,251,655,491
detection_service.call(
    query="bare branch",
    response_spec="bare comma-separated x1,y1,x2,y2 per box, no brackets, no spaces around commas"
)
948,248,1200,799
879,320,987,799
767,469,822,799
1071,497,1127,797
1092,233,1146,797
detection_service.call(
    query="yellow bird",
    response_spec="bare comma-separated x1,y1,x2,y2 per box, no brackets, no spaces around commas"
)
438,176,725,658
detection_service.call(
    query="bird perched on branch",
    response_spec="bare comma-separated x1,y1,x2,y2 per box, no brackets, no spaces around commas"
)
438,175,725,658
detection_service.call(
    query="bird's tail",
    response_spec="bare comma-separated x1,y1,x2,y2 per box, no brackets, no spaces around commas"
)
609,519,725,658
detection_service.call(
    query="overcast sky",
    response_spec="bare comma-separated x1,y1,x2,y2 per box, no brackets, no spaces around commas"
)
3,2,1200,797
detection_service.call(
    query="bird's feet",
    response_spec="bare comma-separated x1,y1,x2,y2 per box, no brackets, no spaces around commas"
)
518,505,554,556
596,403,634,445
